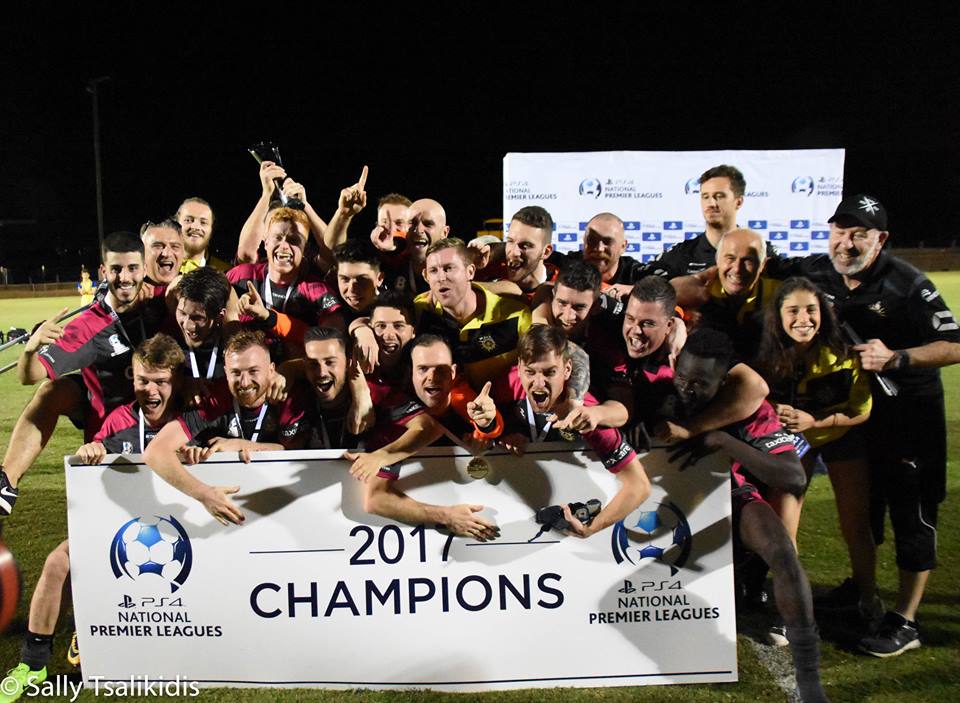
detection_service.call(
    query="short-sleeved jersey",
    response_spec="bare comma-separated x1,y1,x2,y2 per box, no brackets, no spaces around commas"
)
177,390,306,448
767,342,872,448
36,297,167,431
494,366,636,472
725,401,800,491
645,233,781,278
775,251,960,397
414,284,532,388
227,262,342,327
288,380,424,453
93,402,170,454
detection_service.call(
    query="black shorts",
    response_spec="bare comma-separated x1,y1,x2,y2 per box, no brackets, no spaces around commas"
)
810,426,866,464
867,393,946,572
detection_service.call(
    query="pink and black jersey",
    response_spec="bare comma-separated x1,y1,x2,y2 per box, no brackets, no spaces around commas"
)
289,380,423,454
177,390,307,449
494,366,636,473
227,262,342,327
36,297,167,433
93,401,169,454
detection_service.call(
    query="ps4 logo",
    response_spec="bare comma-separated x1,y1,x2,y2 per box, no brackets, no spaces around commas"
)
790,219,810,229
626,243,641,252
643,232,661,241
812,230,829,240
790,242,810,251
769,231,788,240
748,220,767,229
624,221,641,230
663,221,682,230
684,232,699,240
558,233,578,242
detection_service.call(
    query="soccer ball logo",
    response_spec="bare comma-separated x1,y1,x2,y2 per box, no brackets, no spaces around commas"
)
683,177,700,195
109,516,193,593
579,178,602,198
791,176,814,196
611,501,692,575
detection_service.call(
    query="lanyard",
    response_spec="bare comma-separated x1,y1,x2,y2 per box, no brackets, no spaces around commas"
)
188,345,218,380
526,397,552,442
263,273,294,312
233,400,268,442
138,408,146,453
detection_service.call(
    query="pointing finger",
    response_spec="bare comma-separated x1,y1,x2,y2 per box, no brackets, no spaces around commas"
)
358,165,369,190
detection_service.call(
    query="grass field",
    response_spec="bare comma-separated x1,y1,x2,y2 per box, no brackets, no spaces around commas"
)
0,276,958,702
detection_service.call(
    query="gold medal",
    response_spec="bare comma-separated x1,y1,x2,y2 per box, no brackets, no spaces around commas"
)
467,457,491,479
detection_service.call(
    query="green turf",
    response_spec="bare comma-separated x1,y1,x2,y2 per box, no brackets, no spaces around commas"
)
0,277,958,702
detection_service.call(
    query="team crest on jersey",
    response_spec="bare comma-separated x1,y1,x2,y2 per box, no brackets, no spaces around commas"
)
122,441,133,454
558,428,578,442
227,415,242,438
866,301,886,317
477,335,496,352
108,334,130,357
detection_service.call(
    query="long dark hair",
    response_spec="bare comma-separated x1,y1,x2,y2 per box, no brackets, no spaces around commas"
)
756,277,847,382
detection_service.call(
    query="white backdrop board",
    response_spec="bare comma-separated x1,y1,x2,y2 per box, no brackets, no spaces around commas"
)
503,149,845,259
66,445,736,691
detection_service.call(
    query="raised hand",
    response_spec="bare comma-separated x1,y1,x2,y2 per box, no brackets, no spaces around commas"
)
258,160,288,198
338,165,369,216
238,280,270,321
24,307,71,352
282,179,306,204
466,381,496,428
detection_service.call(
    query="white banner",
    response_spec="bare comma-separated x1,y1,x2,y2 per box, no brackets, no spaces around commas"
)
503,149,845,258
67,445,736,691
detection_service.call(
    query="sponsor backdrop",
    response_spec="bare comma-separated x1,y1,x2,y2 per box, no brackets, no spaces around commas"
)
67,445,735,691
502,149,846,261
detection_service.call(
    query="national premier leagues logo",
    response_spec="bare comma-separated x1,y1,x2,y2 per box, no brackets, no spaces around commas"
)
611,502,692,576
110,516,193,593
791,176,815,196
578,178,602,198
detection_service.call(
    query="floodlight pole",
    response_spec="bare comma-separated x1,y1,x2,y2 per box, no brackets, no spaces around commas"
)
87,76,110,250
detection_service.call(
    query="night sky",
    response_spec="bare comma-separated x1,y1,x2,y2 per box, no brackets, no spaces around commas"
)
3,6,959,283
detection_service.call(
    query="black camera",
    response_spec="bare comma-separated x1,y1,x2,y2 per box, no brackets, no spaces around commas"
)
533,499,602,534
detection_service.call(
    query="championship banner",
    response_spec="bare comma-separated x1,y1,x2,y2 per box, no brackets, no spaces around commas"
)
66,445,736,691
503,149,845,259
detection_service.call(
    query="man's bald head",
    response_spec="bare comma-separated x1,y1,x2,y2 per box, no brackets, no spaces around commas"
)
715,228,766,297
408,198,451,266
583,212,627,282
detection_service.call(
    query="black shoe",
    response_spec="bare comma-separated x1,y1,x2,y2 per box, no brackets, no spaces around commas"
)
859,611,921,657
0,470,18,517
814,577,859,611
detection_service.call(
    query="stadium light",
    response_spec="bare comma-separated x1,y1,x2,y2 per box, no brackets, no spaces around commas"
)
86,76,111,250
